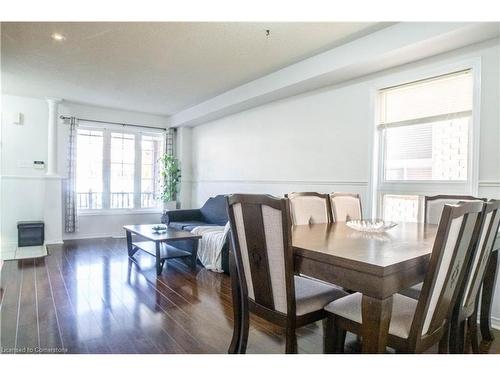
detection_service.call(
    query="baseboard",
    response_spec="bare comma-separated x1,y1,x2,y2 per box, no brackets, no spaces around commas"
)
491,316,500,330
62,232,124,241
45,239,63,245
2,239,63,246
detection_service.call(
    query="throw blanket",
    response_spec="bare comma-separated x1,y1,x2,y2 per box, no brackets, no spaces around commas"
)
191,223,230,273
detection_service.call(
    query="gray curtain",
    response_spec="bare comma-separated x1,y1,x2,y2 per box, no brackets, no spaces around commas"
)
64,117,78,233
166,127,176,156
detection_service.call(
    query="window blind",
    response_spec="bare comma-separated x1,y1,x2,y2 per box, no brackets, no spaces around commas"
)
378,70,473,128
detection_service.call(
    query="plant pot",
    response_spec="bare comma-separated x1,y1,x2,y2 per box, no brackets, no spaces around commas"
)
163,201,176,211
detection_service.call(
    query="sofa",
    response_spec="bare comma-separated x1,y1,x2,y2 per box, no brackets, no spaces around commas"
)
161,195,230,273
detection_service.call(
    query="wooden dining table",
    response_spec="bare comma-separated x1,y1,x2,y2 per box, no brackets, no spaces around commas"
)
228,222,499,354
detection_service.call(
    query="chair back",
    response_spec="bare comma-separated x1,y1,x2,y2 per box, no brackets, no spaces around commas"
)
330,192,362,222
460,200,500,311
424,195,486,224
226,194,295,316
287,192,332,225
410,201,484,341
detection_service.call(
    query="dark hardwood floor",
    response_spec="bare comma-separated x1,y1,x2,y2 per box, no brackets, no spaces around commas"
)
1,237,499,354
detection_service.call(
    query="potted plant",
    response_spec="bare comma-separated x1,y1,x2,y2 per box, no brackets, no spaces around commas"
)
159,154,181,210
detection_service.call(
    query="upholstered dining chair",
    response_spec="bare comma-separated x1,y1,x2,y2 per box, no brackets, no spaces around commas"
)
323,201,484,354
425,195,486,225
448,200,500,354
329,192,362,222
226,194,347,353
286,192,332,225
400,195,487,300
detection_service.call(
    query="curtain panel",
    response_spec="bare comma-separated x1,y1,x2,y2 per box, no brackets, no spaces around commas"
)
166,127,176,156
64,117,78,233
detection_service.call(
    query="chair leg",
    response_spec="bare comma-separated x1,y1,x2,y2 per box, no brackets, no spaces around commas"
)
285,323,298,354
439,322,450,354
457,320,466,354
323,315,335,354
336,329,347,354
238,301,250,354
323,315,345,354
449,314,465,354
468,316,480,354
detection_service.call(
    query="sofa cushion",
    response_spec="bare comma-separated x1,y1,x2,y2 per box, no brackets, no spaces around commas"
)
200,195,229,226
169,221,212,231
183,223,219,231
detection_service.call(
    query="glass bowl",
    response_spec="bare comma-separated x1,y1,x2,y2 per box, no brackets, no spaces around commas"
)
346,219,397,233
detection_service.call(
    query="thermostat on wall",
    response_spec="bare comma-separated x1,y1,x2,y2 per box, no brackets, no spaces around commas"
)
33,161,45,169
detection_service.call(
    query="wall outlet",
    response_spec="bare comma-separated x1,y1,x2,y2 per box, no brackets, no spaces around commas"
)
33,161,45,169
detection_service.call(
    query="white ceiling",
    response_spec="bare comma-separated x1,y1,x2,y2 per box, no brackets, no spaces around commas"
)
1,22,388,115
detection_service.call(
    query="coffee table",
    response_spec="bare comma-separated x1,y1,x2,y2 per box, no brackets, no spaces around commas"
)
124,224,202,275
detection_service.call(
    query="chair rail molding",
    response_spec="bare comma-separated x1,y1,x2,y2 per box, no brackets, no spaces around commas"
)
479,180,500,187
0,174,64,180
192,179,369,186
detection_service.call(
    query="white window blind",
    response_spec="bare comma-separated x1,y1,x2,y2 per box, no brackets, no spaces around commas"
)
379,70,473,127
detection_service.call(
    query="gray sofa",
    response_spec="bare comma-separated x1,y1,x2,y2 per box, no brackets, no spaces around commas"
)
161,195,230,273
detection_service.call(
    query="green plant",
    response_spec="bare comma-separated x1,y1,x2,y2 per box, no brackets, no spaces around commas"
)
159,154,181,202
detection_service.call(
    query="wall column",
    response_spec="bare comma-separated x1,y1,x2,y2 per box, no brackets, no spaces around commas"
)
176,127,193,209
46,98,62,176
44,98,63,244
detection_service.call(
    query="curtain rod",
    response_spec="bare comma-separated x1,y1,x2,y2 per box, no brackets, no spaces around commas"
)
59,115,169,131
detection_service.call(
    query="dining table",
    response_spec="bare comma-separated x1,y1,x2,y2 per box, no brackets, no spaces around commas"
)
228,222,499,354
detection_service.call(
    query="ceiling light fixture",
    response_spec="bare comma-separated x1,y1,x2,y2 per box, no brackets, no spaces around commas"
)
51,33,66,41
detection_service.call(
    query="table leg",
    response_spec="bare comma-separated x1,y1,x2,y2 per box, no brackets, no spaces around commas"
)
126,230,138,257
191,239,199,271
361,294,393,353
155,242,163,276
480,250,498,342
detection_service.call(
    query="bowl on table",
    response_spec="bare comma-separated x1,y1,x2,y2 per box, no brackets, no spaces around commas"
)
151,224,168,234
346,219,397,233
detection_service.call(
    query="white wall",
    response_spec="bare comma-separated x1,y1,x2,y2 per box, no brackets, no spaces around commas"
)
190,38,500,324
191,38,500,206
1,95,51,244
0,95,169,244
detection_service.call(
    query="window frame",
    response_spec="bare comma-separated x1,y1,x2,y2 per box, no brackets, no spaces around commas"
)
76,123,166,216
369,58,481,220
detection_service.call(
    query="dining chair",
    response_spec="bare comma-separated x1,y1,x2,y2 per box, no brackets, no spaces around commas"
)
400,195,487,301
226,194,347,353
425,195,486,225
286,192,332,225
448,200,500,353
329,192,362,222
323,201,484,354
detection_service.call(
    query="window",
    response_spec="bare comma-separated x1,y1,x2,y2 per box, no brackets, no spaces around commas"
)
141,134,164,208
110,133,135,209
76,126,165,211
76,129,103,209
375,69,475,222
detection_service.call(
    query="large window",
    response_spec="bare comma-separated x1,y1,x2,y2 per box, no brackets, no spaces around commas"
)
76,126,165,211
76,129,104,209
375,69,475,222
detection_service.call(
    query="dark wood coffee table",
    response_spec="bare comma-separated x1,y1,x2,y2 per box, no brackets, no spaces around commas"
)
124,224,202,275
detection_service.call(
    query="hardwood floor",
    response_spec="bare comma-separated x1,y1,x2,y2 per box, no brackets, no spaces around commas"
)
0,237,499,354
